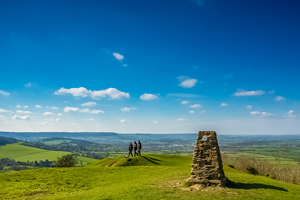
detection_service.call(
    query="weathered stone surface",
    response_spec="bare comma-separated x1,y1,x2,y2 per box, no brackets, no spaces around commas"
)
187,131,227,187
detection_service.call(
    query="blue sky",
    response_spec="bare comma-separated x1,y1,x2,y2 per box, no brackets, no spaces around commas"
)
0,0,299,134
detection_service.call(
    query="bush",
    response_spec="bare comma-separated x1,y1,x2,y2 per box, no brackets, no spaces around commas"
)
55,154,78,167
222,155,300,185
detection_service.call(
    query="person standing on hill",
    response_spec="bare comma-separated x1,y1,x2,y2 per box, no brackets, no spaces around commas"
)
137,140,142,156
128,142,133,157
133,141,138,156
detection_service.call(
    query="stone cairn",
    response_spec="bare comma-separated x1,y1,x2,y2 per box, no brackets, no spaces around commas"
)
187,131,227,187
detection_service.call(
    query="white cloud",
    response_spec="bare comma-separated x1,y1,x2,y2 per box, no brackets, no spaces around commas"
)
251,111,277,117
153,121,158,124
35,105,42,108
220,103,228,107
287,110,294,115
0,108,12,113
56,118,61,122
50,107,59,110
234,90,265,96
12,115,30,120
0,115,7,120
123,64,127,67
246,105,252,109
64,107,80,113
181,101,189,104
121,107,138,112
140,93,159,100
80,108,105,114
251,111,261,115
57,113,64,116
43,112,55,116
120,119,126,123
178,76,198,88
81,102,97,107
177,118,187,121
268,90,275,94
112,52,124,61
189,104,202,108
54,87,130,100
96,123,101,126
23,105,28,108
16,110,32,114
16,105,22,108
261,112,277,117
275,96,286,101
0,90,10,96
201,111,206,114
25,82,32,87
84,118,95,121
189,110,195,113
288,115,296,118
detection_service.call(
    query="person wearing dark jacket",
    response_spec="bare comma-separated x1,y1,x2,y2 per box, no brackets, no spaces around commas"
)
128,142,133,157
133,141,138,156
137,140,142,156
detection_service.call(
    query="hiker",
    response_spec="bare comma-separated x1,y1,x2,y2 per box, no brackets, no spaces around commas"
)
137,140,142,156
128,142,133,157
133,141,138,156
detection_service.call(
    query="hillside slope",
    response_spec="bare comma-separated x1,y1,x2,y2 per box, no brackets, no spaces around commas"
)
0,154,299,200
0,143,96,165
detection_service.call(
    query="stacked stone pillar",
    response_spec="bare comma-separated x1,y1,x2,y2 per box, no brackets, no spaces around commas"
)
187,131,227,187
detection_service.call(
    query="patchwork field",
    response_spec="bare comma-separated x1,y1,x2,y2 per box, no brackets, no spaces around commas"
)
0,143,96,165
0,154,300,200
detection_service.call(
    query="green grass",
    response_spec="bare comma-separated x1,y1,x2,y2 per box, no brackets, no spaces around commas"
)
0,154,299,200
0,143,96,166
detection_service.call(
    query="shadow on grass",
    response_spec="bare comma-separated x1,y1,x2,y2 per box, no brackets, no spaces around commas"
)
227,180,288,192
141,156,161,165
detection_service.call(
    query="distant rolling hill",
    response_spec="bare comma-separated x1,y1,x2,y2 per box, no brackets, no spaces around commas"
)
0,143,96,165
0,154,299,199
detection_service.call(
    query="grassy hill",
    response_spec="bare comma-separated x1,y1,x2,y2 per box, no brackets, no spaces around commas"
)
1,154,300,200
0,143,96,165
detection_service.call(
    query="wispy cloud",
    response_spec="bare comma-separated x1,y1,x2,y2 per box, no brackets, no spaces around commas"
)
0,90,10,96
275,96,286,101
177,118,187,121
181,101,189,104
120,119,126,123
112,52,124,61
251,111,277,117
0,108,12,113
64,107,80,113
166,93,202,98
220,103,228,107
234,90,265,96
12,115,31,120
16,110,32,114
55,87,130,100
43,112,55,116
35,105,42,108
246,105,252,109
177,76,198,88
189,110,195,113
189,104,202,108
82,102,97,107
121,107,138,112
140,93,159,100
287,110,294,115
25,82,32,87
80,108,104,114
84,118,95,121
153,121,158,124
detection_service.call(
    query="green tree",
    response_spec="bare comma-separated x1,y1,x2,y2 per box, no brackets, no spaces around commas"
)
55,154,78,167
